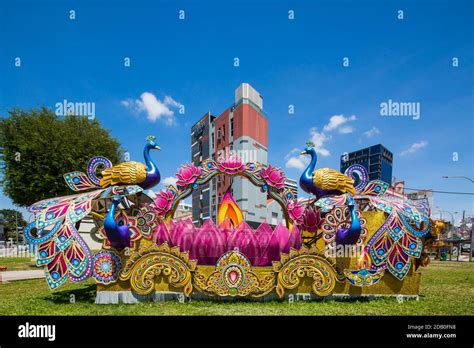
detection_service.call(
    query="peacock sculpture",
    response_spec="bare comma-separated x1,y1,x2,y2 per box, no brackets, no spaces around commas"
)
299,141,361,245
299,141,355,199
62,135,162,192
103,197,131,250
99,135,161,190
333,195,362,245
24,136,162,289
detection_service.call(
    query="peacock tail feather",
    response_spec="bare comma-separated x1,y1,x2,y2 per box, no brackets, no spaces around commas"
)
64,156,113,192
358,180,389,196
312,168,356,195
366,206,428,280
26,185,144,289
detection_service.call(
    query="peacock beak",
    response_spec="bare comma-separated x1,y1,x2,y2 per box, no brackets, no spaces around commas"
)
300,151,306,155
154,145,161,150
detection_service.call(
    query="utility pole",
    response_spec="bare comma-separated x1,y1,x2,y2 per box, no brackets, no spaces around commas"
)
470,221,473,263
15,210,19,256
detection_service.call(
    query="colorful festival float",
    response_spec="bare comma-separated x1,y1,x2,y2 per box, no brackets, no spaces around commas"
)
25,137,436,303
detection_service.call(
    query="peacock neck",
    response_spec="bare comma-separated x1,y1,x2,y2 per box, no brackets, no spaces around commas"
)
144,144,157,173
104,200,119,229
348,204,361,232
303,149,317,180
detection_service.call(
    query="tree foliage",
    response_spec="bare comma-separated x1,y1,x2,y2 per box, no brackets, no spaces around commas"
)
0,107,122,207
0,209,27,241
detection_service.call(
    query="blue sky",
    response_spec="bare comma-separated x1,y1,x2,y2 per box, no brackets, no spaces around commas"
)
1,0,473,222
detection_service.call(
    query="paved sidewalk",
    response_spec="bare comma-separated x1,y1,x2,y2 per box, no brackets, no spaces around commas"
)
0,270,44,282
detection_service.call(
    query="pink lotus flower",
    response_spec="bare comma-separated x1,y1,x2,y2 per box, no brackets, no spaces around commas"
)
227,222,258,265
254,223,273,266
191,220,227,265
153,190,174,216
261,165,286,189
286,200,305,226
288,226,302,250
302,205,322,233
267,224,291,261
217,156,245,174
153,221,173,246
176,163,201,186
172,219,196,253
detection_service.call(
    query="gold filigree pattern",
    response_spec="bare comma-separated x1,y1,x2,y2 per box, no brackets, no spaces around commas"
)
120,242,196,296
343,268,385,287
273,246,339,298
194,249,275,297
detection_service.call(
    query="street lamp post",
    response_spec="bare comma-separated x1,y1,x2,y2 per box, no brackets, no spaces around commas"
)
442,176,474,183
436,208,459,261
15,210,19,256
436,208,457,226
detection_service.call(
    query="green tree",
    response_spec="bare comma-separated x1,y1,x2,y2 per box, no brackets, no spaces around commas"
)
0,107,122,207
0,209,27,241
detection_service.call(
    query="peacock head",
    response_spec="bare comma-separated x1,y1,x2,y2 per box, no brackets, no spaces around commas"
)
300,141,315,155
146,135,161,150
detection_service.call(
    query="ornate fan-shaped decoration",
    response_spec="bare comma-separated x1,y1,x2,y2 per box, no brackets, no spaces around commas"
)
322,206,367,249
92,250,122,284
366,211,428,280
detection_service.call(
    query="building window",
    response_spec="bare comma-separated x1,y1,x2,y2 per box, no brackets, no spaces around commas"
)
230,118,234,137
223,125,226,141
211,132,214,149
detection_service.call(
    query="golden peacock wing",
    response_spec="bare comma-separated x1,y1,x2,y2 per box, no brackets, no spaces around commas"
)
99,161,147,188
313,168,356,195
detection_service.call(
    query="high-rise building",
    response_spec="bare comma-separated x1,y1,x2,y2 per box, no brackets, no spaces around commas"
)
340,144,393,184
173,202,193,222
191,83,268,227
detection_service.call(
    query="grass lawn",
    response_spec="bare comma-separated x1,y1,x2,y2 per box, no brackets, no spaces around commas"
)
0,260,472,315
0,257,36,271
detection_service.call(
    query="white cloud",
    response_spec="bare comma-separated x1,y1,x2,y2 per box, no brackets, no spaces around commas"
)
309,128,331,156
339,126,354,134
363,127,381,138
162,176,178,187
323,114,356,133
285,148,310,170
285,114,358,170
400,141,428,156
164,95,180,107
121,92,181,125
285,156,309,170
120,100,131,108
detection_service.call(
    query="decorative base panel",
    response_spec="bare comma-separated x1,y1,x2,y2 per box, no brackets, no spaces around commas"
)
96,244,422,303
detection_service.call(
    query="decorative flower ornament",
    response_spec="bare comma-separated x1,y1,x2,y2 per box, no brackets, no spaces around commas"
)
153,190,174,216
302,205,322,233
176,163,201,187
133,205,158,239
217,156,245,174
92,250,122,284
260,165,286,189
286,200,305,226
